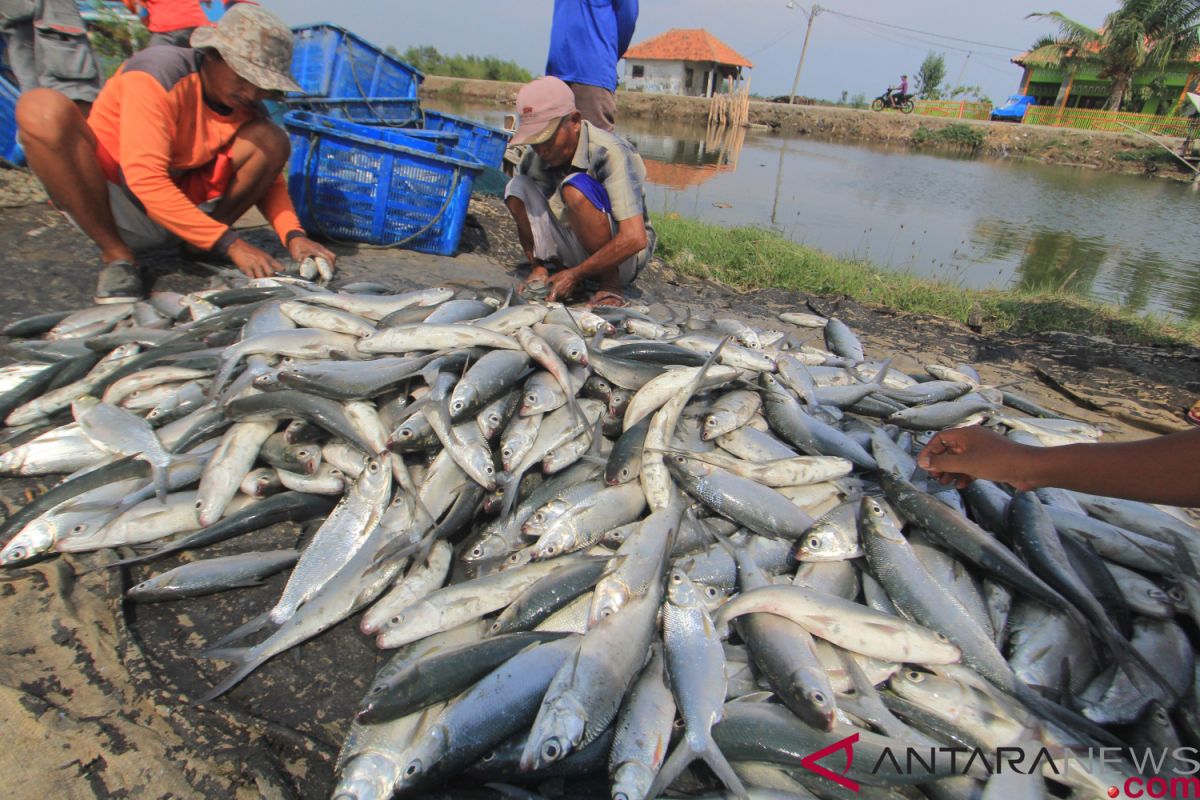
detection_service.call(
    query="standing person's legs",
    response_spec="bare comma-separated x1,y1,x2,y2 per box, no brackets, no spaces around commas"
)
2,23,39,92
29,0,102,109
568,82,616,132
148,28,195,48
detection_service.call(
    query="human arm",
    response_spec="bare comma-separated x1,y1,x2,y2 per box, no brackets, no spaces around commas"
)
614,0,638,58
917,424,1200,507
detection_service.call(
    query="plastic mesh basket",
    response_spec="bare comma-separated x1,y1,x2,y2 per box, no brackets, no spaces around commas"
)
284,111,483,256
0,75,24,167
290,25,424,100
421,109,512,170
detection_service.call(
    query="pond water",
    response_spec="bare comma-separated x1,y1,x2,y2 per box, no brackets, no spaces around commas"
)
427,100,1200,322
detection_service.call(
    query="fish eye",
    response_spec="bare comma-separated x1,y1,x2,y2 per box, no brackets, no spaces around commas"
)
73,524,88,534
671,572,683,584
8,547,25,560
404,761,421,778
502,448,513,459
705,587,718,599
481,751,496,763
906,670,923,681
390,615,403,625
541,740,561,762
1155,708,1169,724
807,536,821,549
470,546,484,558
933,632,949,642
508,553,522,564
619,469,630,481
369,463,380,473
484,466,494,475
673,456,685,464
298,449,310,457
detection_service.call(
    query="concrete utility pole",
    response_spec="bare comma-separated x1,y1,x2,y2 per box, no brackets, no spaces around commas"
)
788,4,822,105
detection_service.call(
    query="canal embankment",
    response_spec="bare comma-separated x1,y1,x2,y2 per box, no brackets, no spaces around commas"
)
423,76,1195,181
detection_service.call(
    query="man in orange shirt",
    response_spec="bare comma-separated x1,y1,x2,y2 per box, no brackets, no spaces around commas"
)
15,4,335,303
124,0,213,49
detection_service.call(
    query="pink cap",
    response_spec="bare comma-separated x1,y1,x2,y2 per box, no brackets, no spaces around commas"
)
510,76,577,146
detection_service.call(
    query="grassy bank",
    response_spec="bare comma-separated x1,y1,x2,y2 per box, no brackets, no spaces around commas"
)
653,215,1200,347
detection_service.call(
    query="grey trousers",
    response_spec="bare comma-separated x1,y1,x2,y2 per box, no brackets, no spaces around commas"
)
0,0,102,102
148,28,196,48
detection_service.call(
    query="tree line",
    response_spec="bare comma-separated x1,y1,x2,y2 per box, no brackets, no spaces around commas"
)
386,45,533,84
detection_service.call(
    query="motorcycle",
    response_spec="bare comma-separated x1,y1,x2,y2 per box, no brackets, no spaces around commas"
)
871,89,915,114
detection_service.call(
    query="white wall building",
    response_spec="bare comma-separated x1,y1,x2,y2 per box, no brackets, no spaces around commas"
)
622,28,752,98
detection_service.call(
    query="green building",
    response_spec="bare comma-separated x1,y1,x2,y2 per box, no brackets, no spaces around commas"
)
1013,51,1199,114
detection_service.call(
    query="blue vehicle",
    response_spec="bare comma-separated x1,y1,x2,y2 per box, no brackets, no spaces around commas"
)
991,94,1036,122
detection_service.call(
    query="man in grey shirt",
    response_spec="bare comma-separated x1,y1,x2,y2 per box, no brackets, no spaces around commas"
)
504,75,654,307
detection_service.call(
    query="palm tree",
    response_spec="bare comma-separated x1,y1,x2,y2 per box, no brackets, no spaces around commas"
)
1022,33,1085,107
1029,0,1200,112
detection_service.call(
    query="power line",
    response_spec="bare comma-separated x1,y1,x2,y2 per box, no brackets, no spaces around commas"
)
749,18,811,55
821,8,1025,53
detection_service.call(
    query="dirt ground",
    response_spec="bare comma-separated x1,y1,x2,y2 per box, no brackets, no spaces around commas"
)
1,170,1200,798
425,76,1195,182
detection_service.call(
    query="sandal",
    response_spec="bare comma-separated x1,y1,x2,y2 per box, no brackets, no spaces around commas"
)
587,290,628,308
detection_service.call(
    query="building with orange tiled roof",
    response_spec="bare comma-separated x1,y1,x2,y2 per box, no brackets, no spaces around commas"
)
622,28,752,98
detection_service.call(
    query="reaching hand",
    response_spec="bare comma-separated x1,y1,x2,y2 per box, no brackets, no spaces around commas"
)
916,425,1038,490
227,238,283,279
287,236,337,269
545,268,582,303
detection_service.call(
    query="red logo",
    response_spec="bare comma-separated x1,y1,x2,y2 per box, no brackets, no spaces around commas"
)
800,733,860,791
1108,788,1120,798
522,106,534,114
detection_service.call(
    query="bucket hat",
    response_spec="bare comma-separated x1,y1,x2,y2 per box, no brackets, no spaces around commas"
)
190,4,302,93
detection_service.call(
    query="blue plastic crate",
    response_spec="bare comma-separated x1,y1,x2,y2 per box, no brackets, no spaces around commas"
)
0,75,25,167
421,109,511,170
284,111,483,256
282,96,421,127
290,25,423,100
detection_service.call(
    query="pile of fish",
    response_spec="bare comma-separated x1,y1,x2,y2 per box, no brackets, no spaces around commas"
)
1,272,1199,800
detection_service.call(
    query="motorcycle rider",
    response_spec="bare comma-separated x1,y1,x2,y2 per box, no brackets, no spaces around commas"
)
888,74,909,107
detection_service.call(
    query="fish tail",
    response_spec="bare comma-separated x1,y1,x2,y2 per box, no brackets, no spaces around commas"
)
870,357,893,385
1013,681,1121,747
640,739,698,800
203,610,274,651
699,734,750,800
192,647,263,704
498,470,522,520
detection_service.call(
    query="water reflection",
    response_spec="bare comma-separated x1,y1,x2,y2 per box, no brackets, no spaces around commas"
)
425,99,1200,321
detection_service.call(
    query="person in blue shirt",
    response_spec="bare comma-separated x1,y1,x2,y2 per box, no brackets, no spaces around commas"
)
545,0,637,132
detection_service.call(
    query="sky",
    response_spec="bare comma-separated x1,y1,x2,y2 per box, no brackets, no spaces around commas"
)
273,0,1115,104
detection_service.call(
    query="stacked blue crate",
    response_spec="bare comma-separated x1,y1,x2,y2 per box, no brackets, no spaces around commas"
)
0,37,26,166
284,24,514,254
